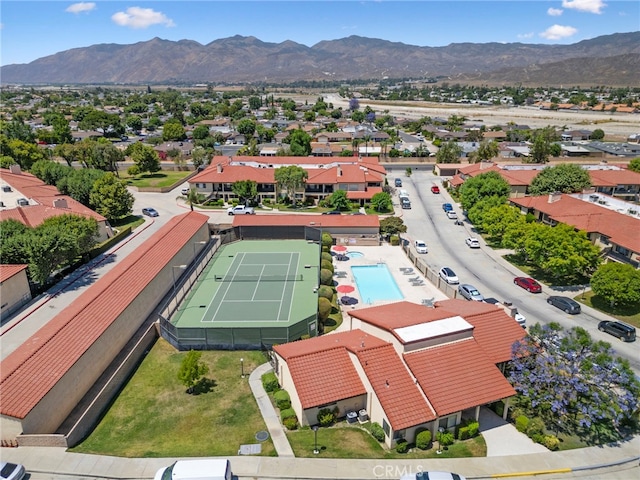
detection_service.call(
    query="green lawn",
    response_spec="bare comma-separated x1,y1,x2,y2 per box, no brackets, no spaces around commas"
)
575,291,640,328
503,253,590,287
287,423,486,459
69,340,276,458
120,170,192,188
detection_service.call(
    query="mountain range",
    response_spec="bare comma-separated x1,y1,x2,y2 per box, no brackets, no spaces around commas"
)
2,32,639,86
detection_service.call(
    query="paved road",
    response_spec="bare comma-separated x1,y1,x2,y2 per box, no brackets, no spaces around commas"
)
394,170,640,374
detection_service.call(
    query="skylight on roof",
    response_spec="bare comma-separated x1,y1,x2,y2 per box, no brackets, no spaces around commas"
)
394,316,473,343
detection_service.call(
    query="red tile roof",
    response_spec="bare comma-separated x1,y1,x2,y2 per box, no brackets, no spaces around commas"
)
0,211,209,419
0,264,28,283
287,347,366,409
274,329,387,360
588,169,640,187
510,194,640,253
405,339,516,416
348,301,455,332
357,344,436,430
232,213,380,228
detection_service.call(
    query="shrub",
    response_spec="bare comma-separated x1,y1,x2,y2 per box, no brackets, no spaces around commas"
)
436,430,454,447
370,422,385,442
321,252,333,264
317,408,335,427
467,421,479,438
515,415,530,433
283,416,298,430
320,268,333,285
457,426,470,441
261,372,279,393
390,234,400,246
318,297,332,322
543,434,560,451
416,430,432,450
274,390,291,410
280,408,296,421
395,439,409,454
509,407,526,421
321,260,334,273
526,417,545,438
317,285,333,300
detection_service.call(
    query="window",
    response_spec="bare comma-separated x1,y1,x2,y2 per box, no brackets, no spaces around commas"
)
382,419,390,436
393,428,406,440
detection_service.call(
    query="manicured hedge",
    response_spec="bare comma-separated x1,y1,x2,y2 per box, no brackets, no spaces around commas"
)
416,430,432,450
370,422,385,442
261,372,279,393
274,389,291,410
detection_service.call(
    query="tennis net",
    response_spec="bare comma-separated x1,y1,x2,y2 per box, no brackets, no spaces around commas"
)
214,274,304,282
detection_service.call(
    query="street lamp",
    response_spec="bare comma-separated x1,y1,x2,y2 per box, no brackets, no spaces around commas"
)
240,357,244,378
172,264,187,297
312,425,319,454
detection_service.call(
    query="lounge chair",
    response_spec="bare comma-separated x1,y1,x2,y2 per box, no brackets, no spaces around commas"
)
411,281,425,286
403,269,416,275
407,276,421,281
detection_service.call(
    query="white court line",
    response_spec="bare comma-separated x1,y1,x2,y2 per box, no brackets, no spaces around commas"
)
250,265,267,301
206,252,246,322
284,253,300,322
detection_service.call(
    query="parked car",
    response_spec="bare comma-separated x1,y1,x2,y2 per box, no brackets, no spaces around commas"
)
394,178,402,187
458,283,484,301
547,296,581,314
400,472,466,480
442,203,453,212
439,267,459,285
431,185,440,194
400,197,411,209
446,211,458,219
0,462,26,480
142,207,159,217
322,210,342,215
414,240,428,254
181,187,190,195
598,321,636,342
513,277,542,293
465,237,480,248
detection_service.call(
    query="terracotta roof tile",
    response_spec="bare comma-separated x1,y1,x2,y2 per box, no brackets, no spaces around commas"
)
287,348,366,409
0,264,28,283
357,345,436,430
405,340,516,416
0,211,209,419
274,329,387,360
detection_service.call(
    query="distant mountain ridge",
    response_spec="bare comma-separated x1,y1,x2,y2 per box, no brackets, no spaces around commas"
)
2,32,639,86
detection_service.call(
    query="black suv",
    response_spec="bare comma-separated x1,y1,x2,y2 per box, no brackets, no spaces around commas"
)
598,321,636,342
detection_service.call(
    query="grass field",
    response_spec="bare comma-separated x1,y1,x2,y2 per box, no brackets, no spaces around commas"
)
69,339,276,458
120,170,192,188
286,424,486,459
575,291,640,328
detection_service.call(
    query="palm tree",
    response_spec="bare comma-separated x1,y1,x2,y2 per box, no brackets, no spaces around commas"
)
186,188,199,211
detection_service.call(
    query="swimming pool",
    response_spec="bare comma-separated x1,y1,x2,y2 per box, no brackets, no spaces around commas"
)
346,251,364,259
351,264,404,303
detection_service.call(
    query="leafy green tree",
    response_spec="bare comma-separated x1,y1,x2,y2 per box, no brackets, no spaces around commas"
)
326,190,350,211
248,96,262,110
191,146,212,170
284,129,312,156
274,165,308,206
379,216,407,236
370,192,392,212
40,214,99,256
436,141,463,164
127,142,160,174
185,188,199,212
162,119,186,141
590,129,605,140
29,160,71,185
88,140,124,173
627,157,640,173
0,220,28,264
57,168,106,206
232,180,258,206
475,139,499,163
192,125,211,140
459,171,510,212
466,195,508,229
351,110,365,123
23,227,77,285
177,350,209,394
78,109,124,138
89,172,135,222
591,263,640,308
126,115,143,133
479,204,523,240
236,118,257,137
529,134,551,163
1,118,35,142
5,139,46,170
529,164,591,195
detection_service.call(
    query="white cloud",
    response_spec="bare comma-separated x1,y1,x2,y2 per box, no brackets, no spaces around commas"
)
540,24,578,40
517,32,535,39
111,7,175,29
562,0,607,14
65,2,96,14
547,7,563,16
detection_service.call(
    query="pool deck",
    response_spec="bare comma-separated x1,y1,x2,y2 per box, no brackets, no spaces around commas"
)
332,243,447,332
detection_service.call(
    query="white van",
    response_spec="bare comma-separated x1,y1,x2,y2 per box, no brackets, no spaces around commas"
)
399,189,409,197
154,459,232,480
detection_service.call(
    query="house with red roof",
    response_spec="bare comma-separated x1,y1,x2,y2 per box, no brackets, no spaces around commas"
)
0,264,31,320
510,193,640,268
188,155,386,206
273,299,525,447
0,165,113,241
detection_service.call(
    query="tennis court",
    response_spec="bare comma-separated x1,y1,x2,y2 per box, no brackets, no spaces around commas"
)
170,240,319,348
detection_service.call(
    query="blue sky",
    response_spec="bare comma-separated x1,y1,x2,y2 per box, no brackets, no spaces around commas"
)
1,1,638,66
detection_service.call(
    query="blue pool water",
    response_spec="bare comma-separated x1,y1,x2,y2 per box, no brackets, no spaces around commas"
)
346,251,364,259
351,264,404,303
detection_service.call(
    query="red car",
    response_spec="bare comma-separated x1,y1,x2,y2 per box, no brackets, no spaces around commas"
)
431,185,440,194
514,277,542,293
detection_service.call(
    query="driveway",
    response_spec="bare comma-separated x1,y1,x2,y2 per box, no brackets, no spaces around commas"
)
478,407,548,456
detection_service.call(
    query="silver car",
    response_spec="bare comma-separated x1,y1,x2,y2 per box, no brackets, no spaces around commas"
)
458,283,484,301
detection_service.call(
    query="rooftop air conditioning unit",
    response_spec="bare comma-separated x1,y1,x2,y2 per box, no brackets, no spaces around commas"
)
2,185,12,192
16,198,29,206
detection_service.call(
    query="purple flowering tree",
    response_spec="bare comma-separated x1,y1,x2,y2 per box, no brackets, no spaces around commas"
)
509,322,639,442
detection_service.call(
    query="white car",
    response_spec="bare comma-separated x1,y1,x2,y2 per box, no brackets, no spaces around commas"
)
439,267,459,285
0,462,26,480
414,240,428,254
446,210,458,219
465,237,480,248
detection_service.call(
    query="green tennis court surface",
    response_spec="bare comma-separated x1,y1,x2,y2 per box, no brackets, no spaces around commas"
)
172,240,319,330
